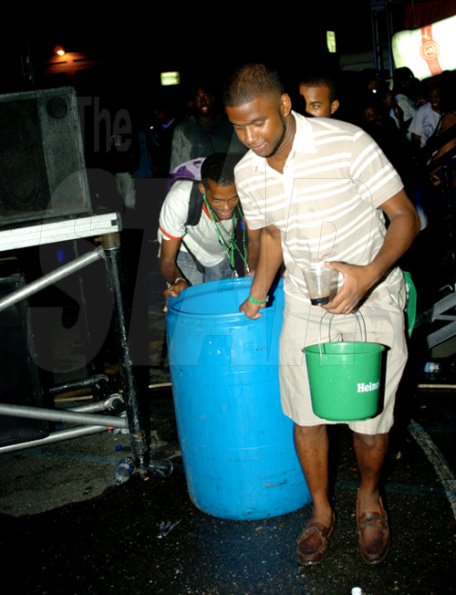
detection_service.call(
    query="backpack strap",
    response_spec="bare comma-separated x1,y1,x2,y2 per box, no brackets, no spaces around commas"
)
184,181,204,227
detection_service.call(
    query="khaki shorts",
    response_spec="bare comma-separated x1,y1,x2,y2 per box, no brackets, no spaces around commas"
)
279,294,408,435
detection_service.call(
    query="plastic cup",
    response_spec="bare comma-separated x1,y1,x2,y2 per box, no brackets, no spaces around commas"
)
303,262,335,305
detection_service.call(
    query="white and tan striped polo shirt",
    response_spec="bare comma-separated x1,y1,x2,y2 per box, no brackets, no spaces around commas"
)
234,111,405,304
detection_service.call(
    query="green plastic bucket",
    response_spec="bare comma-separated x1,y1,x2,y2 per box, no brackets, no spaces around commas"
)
303,339,385,422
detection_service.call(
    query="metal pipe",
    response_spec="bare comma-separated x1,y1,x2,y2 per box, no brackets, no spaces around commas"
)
148,382,172,390
49,374,110,395
417,383,456,390
0,403,126,428
0,425,111,453
66,394,124,413
0,246,105,312
103,240,149,470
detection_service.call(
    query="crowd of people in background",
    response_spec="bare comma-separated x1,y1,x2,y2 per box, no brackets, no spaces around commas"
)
87,65,455,202
80,63,455,315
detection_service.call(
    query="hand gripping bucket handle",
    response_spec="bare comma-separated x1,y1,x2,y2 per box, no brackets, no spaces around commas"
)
303,311,385,421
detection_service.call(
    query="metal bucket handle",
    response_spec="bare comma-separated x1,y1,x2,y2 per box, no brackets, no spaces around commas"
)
318,311,367,356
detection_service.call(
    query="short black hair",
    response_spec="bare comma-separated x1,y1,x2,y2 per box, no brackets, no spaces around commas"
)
200,153,241,186
223,63,285,107
298,74,339,103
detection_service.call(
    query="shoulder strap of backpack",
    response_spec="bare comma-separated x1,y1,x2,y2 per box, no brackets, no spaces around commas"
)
184,181,204,227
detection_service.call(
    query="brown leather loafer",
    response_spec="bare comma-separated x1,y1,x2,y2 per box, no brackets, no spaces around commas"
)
357,497,390,564
296,513,335,566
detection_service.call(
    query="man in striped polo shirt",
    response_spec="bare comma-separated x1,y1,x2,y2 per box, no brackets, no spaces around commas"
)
224,63,420,566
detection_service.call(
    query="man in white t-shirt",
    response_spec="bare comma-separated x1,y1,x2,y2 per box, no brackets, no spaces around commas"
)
158,152,259,303
408,82,442,148
224,63,420,567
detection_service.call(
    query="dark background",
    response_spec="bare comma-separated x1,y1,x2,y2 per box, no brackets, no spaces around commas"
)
3,2,456,101
2,3,380,98
2,1,455,117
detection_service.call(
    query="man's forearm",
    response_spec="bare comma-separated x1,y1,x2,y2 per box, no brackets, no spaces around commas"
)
249,227,283,300
246,228,261,273
368,211,420,287
159,257,183,285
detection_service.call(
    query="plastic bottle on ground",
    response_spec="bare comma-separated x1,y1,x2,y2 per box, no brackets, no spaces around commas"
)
114,457,135,485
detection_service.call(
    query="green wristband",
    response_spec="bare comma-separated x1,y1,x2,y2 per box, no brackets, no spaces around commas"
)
248,294,269,306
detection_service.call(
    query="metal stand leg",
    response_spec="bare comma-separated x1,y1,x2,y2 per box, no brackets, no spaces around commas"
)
101,232,149,472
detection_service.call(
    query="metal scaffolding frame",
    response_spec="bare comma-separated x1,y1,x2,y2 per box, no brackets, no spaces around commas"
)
370,0,402,78
0,213,149,470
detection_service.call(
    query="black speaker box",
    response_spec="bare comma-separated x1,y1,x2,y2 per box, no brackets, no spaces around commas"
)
0,86,92,227
0,272,49,446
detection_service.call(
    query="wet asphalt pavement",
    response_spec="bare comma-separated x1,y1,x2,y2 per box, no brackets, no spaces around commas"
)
0,378,455,595
0,218,455,594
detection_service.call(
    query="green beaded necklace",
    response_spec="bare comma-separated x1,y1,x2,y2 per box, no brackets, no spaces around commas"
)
203,195,249,274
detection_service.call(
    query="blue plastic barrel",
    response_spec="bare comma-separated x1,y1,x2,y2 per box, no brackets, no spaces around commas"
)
166,277,311,520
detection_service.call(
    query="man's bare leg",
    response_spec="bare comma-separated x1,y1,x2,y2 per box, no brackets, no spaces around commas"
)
294,424,333,523
353,431,391,563
353,432,389,511
294,424,334,565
